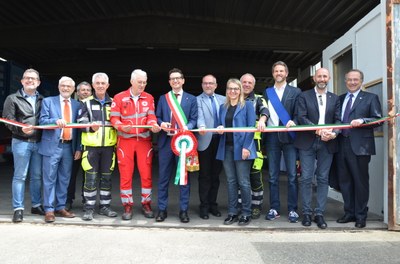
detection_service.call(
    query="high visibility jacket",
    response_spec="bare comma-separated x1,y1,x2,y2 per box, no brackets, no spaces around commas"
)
78,94,117,147
110,89,157,140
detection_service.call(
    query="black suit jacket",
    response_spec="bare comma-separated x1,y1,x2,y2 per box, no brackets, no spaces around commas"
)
339,90,382,155
294,89,341,153
264,84,301,144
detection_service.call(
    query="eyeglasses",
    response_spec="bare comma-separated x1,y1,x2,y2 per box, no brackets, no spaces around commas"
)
60,84,73,88
169,77,183,81
202,82,216,86
227,87,240,91
23,76,39,81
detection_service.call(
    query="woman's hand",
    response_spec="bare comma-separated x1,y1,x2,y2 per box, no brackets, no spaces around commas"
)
242,148,250,160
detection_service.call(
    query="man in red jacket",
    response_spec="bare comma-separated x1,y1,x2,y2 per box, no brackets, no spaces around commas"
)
110,69,160,220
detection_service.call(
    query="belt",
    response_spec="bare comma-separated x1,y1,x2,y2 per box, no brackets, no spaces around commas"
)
59,139,72,144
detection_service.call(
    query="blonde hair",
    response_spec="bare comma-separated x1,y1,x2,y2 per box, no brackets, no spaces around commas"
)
224,78,245,108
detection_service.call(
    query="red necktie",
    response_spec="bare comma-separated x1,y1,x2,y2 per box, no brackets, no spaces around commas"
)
63,99,71,140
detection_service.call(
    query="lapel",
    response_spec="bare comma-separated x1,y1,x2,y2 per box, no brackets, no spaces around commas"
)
325,92,333,119
202,93,212,115
233,103,241,118
55,96,62,117
350,90,364,114
281,84,291,103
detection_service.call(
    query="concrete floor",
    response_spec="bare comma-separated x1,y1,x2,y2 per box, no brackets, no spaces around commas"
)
0,156,386,230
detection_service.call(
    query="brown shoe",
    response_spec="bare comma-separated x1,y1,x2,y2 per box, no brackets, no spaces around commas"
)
45,212,55,223
55,209,75,218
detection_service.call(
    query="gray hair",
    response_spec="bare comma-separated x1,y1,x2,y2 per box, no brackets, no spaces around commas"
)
92,72,109,83
240,73,256,85
77,81,92,91
131,69,147,80
58,76,75,87
23,68,40,81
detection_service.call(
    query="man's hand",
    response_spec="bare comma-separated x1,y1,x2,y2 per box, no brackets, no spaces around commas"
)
199,126,206,135
286,120,296,128
22,125,34,135
56,119,68,128
242,148,250,160
151,124,161,133
350,119,363,127
216,125,224,135
257,116,266,131
91,122,100,132
160,122,171,132
74,151,82,160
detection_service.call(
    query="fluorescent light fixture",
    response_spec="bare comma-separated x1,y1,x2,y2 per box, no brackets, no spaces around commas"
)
0,57,7,62
273,50,303,54
179,48,210,51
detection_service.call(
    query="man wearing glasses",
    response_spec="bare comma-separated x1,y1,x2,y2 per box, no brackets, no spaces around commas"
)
196,74,225,219
3,69,45,222
156,68,198,223
294,68,341,229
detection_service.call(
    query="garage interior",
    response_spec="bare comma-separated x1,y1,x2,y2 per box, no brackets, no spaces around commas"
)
0,0,380,97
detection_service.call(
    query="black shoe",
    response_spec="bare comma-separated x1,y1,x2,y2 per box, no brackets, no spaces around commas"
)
31,205,45,215
301,214,312,227
336,214,356,223
209,207,222,217
200,208,209,219
156,210,167,222
12,210,23,223
224,215,238,225
238,215,251,226
355,219,366,228
179,210,190,223
314,215,327,229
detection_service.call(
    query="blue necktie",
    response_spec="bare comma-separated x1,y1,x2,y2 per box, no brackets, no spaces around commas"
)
209,95,218,128
342,94,353,136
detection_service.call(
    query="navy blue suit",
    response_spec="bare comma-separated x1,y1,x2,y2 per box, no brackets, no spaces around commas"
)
39,96,80,212
337,90,382,221
156,91,198,211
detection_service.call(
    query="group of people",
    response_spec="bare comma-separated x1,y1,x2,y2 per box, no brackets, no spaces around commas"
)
3,61,382,229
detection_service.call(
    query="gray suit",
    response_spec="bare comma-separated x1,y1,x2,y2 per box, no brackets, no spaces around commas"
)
197,92,225,151
196,92,225,213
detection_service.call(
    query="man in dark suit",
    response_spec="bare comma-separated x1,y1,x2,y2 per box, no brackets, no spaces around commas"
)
197,74,225,219
263,61,301,223
294,68,341,229
336,69,382,228
156,68,198,223
39,76,81,223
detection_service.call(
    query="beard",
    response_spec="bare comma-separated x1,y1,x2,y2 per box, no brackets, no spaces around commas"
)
316,82,327,89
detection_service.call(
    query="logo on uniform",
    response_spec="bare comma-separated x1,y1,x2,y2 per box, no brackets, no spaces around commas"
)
111,102,116,108
142,101,148,107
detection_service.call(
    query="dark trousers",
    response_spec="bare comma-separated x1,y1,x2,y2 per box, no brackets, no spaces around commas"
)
198,136,222,211
82,146,115,210
158,137,190,211
337,136,370,220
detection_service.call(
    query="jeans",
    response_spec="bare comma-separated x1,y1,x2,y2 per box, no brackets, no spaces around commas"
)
299,138,333,215
11,138,42,210
265,133,298,212
223,145,252,216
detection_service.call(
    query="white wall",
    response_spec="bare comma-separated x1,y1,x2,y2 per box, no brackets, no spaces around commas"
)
323,5,387,219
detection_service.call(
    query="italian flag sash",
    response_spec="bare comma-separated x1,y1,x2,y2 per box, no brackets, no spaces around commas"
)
165,91,199,185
